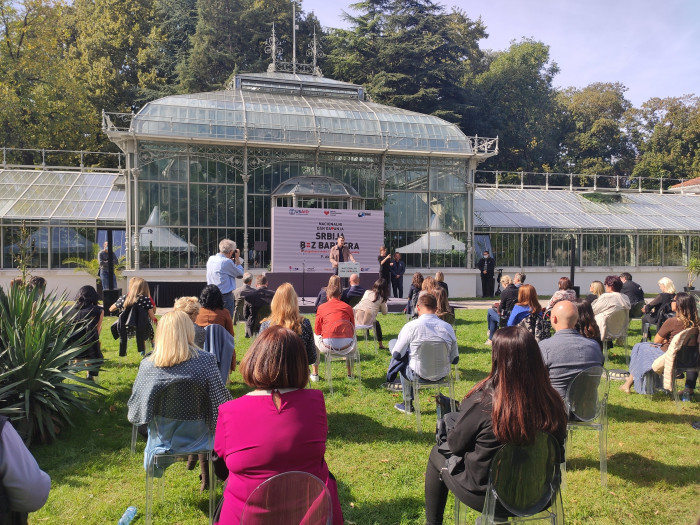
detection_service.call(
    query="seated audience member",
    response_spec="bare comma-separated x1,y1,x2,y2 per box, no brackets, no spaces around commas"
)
173,296,205,347
585,280,604,304
354,278,389,349
127,311,232,492
196,284,234,337
243,275,275,337
314,275,357,378
259,282,317,381
0,417,51,519
434,287,455,326
622,292,699,395
435,271,449,297
341,273,366,304
538,300,604,400
641,277,676,332
507,284,542,326
424,327,567,525
214,327,344,525
232,272,255,325
486,273,524,344
404,272,424,318
64,285,104,380
546,276,577,309
573,297,602,349
315,286,328,312
591,275,631,330
389,294,459,414
619,272,645,305
26,275,47,296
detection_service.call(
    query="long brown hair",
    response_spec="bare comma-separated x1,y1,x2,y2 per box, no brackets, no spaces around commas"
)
674,292,700,329
240,326,309,389
124,277,151,309
516,284,541,314
411,272,424,289
325,275,342,300
466,327,567,445
573,297,601,344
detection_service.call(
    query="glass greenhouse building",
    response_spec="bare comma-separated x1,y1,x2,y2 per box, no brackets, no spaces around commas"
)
102,71,499,271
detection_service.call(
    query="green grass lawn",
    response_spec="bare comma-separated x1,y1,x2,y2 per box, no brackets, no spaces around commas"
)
30,310,700,524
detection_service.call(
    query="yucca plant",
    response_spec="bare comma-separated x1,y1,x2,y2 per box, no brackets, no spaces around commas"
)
0,285,102,445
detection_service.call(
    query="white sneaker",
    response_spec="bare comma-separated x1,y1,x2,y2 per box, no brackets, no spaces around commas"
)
484,339,492,346
310,374,320,382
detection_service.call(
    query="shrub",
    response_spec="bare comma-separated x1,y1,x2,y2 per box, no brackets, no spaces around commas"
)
0,285,101,444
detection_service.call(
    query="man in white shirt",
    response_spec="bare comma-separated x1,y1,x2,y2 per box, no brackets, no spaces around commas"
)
592,275,631,330
389,294,459,413
206,239,244,318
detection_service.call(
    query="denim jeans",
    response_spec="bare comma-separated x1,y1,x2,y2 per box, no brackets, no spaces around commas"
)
221,292,234,319
100,269,115,290
487,307,500,339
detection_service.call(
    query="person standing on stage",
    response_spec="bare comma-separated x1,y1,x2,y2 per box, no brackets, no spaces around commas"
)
98,241,119,291
390,251,406,298
329,234,355,275
206,239,244,318
378,246,392,284
477,250,496,298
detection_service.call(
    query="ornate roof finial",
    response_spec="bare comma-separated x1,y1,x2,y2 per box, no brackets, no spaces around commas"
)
306,28,324,77
265,23,278,73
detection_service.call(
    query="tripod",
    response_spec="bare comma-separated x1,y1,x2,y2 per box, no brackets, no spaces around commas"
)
300,262,310,304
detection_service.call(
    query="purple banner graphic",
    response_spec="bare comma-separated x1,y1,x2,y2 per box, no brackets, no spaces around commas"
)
272,208,384,273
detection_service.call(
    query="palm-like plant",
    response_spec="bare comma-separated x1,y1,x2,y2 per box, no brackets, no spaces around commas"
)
63,244,125,287
0,285,102,444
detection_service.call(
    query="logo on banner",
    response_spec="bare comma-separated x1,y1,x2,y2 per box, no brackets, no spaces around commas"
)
357,212,372,217
289,209,310,215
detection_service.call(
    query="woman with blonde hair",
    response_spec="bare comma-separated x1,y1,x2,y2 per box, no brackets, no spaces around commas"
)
435,271,449,297
110,277,157,356
641,277,676,336
585,280,604,304
259,282,316,377
173,296,204,347
127,311,231,492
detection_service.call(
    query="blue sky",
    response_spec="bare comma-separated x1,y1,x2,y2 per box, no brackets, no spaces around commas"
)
300,0,700,107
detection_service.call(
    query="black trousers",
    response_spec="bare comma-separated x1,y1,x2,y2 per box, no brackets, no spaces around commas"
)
392,278,403,298
481,274,495,297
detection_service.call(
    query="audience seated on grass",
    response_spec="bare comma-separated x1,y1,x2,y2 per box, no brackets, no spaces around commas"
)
538,301,604,400
585,280,604,304
232,272,255,326
641,277,676,339
314,275,357,379
214,326,344,525
619,272,645,305
258,282,316,378
404,272,424,318
353,278,389,349
243,275,275,338
173,296,205,347
127,311,232,493
387,293,458,414
573,297,603,349
485,272,525,345
196,284,234,337
592,275,631,330
621,292,699,396
546,277,576,310
424,327,567,525
340,273,366,304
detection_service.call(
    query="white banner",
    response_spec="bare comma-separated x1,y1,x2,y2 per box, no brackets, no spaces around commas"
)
271,208,384,273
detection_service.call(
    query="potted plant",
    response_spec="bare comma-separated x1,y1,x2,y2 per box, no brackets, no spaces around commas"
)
685,256,700,291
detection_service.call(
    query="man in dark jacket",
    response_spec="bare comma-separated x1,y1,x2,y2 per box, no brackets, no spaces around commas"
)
477,250,495,297
619,272,645,305
243,275,275,337
341,273,366,304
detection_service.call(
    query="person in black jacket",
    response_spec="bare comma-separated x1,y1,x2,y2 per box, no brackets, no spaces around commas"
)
424,327,568,524
243,275,275,337
477,250,495,297
619,272,645,305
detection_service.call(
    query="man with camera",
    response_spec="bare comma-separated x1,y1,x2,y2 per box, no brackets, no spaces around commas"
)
206,239,244,318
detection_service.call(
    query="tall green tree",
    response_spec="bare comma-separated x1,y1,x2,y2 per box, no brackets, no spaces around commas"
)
468,39,562,172
179,0,322,93
326,0,485,122
556,82,634,178
625,95,700,184
0,0,98,155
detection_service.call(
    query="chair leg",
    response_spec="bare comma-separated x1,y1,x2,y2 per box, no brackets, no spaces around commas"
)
131,424,138,454
671,367,682,411
325,352,333,395
145,460,155,525
208,454,215,525
599,424,607,488
602,340,609,366
413,380,421,433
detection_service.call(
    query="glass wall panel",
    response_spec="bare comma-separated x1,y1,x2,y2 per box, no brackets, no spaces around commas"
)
638,234,661,265
384,192,429,231
431,193,466,232
663,235,684,266
189,228,244,268
491,233,520,267
138,182,189,227
522,233,550,267
55,227,97,268
429,159,465,192
139,226,191,269
610,234,633,267
385,230,428,268
384,157,428,190
582,234,609,266
2,226,48,269
190,184,243,227
691,235,700,259
551,234,573,266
